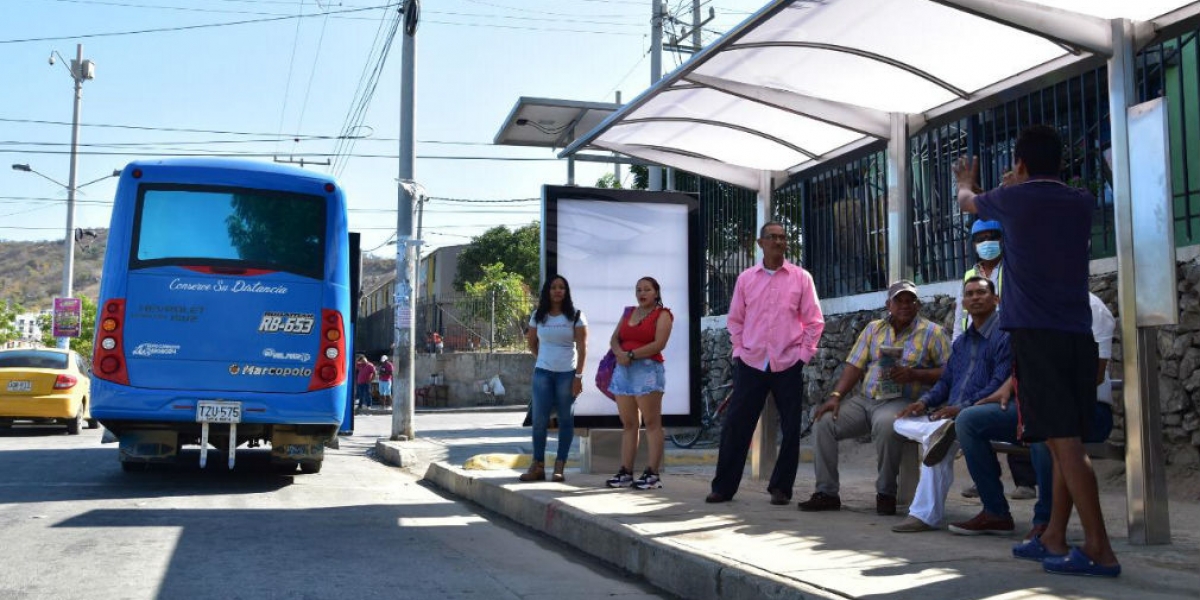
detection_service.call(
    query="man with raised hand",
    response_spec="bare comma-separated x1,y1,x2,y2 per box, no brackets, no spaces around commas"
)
953,124,1119,577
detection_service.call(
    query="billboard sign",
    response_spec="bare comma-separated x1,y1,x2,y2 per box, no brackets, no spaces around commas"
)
53,297,82,338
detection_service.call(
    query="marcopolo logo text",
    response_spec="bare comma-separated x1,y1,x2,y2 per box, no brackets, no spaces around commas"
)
132,343,181,357
230,365,312,377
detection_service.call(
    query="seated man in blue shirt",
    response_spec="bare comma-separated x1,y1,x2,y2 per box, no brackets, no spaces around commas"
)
890,276,1011,532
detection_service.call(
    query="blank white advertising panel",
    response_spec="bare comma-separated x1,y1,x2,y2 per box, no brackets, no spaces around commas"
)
542,186,701,429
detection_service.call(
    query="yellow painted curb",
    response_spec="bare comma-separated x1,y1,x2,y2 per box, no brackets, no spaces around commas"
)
463,454,583,471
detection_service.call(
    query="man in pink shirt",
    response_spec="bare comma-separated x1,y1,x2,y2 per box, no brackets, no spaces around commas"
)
706,221,825,505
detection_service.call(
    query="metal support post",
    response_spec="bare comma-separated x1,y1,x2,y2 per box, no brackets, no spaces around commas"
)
751,170,778,479
1108,18,1171,545
885,113,911,284
648,0,664,191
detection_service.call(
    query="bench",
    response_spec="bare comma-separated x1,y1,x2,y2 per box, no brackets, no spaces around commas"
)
990,440,1126,461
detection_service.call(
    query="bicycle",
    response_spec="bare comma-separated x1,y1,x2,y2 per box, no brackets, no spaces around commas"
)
670,383,733,449
669,382,820,449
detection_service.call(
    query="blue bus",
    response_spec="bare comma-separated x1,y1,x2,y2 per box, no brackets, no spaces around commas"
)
90,158,351,473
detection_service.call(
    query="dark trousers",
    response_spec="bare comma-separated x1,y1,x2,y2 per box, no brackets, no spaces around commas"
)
1007,453,1037,488
710,359,805,500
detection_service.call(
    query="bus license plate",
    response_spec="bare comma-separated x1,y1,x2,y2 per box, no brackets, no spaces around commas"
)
6,381,32,392
196,400,242,423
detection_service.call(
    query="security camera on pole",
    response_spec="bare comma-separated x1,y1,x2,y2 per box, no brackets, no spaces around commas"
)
392,0,420,441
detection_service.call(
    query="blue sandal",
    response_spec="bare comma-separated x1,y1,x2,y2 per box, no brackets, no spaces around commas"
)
1012,536,1067,562
1043,546,1121,578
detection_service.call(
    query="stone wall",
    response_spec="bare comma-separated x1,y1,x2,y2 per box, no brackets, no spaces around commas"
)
700,257,1200,466
414,352,534,407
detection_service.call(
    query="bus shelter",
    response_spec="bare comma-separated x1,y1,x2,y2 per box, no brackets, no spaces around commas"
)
562,0,1200,545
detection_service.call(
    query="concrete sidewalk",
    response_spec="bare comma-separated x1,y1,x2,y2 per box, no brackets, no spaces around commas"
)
371,418,1199,600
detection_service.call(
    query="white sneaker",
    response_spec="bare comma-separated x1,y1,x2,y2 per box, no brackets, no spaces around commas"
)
605,467,633,488
632,468,661,490
1009,485,1036,500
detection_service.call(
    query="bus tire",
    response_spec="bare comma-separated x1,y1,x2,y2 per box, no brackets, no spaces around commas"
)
299,460,322,474
273,461,298,474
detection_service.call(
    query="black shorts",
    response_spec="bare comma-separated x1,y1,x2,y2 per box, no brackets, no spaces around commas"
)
1011,328,1098,443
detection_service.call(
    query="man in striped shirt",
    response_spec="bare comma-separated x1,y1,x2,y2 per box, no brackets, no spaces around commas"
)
798,280,950,516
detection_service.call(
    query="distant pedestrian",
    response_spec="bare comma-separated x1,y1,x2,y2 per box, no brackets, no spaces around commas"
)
377,355,393,407
706,221,825,506
432,332,444,354
354,355,376,409
520,275,587,483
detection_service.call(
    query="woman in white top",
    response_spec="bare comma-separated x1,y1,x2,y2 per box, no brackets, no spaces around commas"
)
519,275,588,482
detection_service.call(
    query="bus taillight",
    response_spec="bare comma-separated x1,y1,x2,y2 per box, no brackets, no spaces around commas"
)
93,299,130,385
308,309,346,391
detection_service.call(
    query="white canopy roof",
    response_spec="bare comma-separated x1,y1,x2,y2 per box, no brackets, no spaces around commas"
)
561,0,1200,191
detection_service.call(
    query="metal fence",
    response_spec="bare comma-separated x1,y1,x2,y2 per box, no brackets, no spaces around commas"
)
777,150,890,298
416,290,537,353
673,171,758,315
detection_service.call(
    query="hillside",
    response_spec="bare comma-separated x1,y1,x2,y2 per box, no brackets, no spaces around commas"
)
0,230,396,313
0,230,107,312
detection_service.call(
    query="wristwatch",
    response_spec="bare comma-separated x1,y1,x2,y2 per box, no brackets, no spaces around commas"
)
574,373,583,379
626,350,636,360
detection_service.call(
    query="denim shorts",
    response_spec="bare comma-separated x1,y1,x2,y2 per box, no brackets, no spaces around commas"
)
608,358,666,396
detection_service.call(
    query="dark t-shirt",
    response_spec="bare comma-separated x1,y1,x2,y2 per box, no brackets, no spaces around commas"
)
975,180,1093,334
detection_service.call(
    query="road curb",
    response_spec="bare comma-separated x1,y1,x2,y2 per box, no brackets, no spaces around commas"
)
420,462,841,600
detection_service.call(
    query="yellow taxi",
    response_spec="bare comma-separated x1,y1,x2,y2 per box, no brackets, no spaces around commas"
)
0,347,96,434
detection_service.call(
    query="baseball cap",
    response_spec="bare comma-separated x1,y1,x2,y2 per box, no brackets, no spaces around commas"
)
887,280,919,302
970,219,1002,236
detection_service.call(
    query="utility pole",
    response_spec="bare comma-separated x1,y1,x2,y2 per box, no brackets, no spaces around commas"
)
392,0,419,441
614,91,622,185
58,44,94,350
648,0,664,191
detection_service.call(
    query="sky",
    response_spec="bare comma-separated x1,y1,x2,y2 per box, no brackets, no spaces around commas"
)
1,0,767,259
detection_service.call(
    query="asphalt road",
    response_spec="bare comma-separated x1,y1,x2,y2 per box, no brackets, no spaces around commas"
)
0,418,666,600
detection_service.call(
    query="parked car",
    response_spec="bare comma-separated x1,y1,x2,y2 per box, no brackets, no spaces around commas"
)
0,348,96,434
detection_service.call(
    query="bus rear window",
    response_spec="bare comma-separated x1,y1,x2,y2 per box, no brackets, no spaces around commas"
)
131,185,326,279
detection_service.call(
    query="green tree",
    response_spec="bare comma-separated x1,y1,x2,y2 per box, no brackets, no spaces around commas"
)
0,299,23,345
595,173,622,189
454,223,540,291
457,263,533,350
38,295,97,357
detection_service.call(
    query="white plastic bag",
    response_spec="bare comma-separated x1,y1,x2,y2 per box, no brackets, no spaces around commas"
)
489,374,506,397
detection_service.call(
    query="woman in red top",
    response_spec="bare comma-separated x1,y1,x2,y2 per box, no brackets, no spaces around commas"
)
604,276,674,490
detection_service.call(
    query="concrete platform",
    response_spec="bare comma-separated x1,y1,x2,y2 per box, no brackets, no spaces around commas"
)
377,438,1200,600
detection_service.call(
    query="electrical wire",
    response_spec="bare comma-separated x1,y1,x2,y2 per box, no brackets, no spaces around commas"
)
0,3,398,44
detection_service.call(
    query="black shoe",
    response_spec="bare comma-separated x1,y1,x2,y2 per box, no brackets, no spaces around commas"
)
923,420,957,467
797,492,841,512
705,492,731,503
876,493,897,516
769,489,790,506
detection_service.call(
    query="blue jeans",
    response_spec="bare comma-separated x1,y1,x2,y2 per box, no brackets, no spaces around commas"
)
1030,403,1114,525
356,383,372,407
531,368,575,463
956,403,1021,518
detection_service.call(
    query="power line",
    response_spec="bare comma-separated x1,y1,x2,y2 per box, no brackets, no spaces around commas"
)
0,2,399,44
0,149,561,161
428,196,540,203
0,116,498,145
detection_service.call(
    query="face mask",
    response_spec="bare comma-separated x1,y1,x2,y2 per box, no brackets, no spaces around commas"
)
976,240,1002,261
